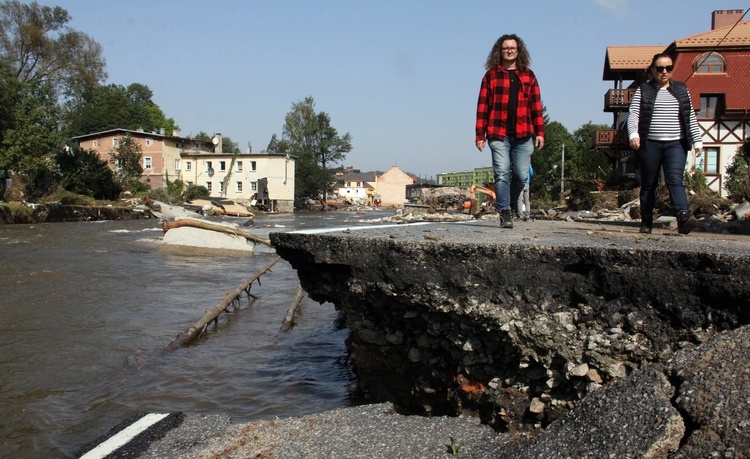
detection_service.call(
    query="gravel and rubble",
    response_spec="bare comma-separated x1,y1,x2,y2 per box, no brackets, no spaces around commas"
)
137,326,749,458
140,403,518,459
363,199,750,235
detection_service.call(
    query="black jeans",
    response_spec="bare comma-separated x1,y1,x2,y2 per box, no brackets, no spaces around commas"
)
637,139,689,218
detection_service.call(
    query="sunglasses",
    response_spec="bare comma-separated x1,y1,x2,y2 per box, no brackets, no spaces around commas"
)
654,65,674,73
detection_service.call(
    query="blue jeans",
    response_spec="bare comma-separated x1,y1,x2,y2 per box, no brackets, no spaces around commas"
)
637,139,689,217
489,136,533,211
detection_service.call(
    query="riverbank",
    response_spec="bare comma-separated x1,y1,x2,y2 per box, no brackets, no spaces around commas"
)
0,201,153,223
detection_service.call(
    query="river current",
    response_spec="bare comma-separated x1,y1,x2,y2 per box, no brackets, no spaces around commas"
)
0,211,386,458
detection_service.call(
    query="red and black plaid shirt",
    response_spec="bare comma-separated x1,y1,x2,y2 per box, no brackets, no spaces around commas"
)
475,66,545,142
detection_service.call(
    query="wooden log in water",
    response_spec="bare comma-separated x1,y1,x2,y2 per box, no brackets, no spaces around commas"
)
162,255,281,352
279,283,305,332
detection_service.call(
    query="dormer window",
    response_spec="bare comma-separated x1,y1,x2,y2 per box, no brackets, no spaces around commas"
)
694,52,726,73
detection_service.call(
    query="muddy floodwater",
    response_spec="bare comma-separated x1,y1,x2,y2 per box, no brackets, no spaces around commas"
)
0,211,386,458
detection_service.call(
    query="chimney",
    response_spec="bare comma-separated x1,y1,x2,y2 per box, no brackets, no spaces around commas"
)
712,9,745,29
213,133,222,154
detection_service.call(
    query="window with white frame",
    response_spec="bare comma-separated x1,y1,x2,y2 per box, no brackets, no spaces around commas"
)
206,182,212,192
219,161,226,171
185,161,192,171
236,181,243,192
113,138,119,147
206,161,212,172
250,161,257,171
219,182,224,194
175,159,181,171
92,140,98,147
187,181,193,186
146,138,153,146
236,161,243,171
251,181,258,191
144,156,152,170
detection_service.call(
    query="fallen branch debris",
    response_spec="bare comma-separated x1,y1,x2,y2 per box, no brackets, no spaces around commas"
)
162,255,281,353
279,283,305,332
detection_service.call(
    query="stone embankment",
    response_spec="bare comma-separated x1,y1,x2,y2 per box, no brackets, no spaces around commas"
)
269,218,750,456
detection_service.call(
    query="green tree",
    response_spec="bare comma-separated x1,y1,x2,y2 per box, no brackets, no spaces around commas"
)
0,0,106,101
109,134,143,191
192,131,240,155
0,61,23,153
531,121,574,204
66,83,178,136
0,77,64,199
725,138,750,202
273,97,352,205
314,112,352,170
570,122,611,188
56,146,121,199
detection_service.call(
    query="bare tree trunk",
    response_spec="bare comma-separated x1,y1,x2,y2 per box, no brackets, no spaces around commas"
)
161,219,272,247
162,255,281,352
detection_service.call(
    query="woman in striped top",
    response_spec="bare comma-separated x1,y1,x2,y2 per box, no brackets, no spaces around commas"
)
627,53,703,235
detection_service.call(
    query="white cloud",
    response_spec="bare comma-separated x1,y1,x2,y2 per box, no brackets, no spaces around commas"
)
592,0,629,15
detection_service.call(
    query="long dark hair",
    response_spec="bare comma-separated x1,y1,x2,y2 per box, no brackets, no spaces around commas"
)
485,34,531,71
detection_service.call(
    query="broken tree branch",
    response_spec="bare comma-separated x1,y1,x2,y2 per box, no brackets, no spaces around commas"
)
162,255,281,353
161,219,273,247
279,283,305,332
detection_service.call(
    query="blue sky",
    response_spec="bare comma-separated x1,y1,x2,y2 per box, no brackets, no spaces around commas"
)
41,0,746,179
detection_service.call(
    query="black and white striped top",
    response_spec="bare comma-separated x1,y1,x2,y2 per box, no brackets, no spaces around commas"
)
627,86,703,149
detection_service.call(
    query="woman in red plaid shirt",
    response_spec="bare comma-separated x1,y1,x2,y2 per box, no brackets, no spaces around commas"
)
475,34,544,228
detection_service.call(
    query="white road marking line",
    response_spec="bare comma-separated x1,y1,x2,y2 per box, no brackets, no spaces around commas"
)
292,222,434,234
79,413,169,459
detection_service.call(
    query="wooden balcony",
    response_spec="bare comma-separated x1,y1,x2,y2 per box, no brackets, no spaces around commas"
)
593,129,629,149
604,88,635,112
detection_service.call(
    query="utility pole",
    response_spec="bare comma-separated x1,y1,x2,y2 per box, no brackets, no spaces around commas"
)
560,143,565,196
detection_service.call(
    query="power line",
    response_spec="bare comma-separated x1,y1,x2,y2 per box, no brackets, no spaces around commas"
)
685,8,750,83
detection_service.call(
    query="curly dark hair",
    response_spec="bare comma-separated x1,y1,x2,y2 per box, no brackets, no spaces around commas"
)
485,34,531,71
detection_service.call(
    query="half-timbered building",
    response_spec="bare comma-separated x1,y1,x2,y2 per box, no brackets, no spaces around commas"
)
595,9,750,197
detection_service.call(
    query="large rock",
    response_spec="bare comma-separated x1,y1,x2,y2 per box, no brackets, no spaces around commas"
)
669,324,750,457
497,325,749,457
500,365,684,458
159,220,254,257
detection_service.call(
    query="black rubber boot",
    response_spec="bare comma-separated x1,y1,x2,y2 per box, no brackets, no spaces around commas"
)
677,210,697,235
640,216,653,234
